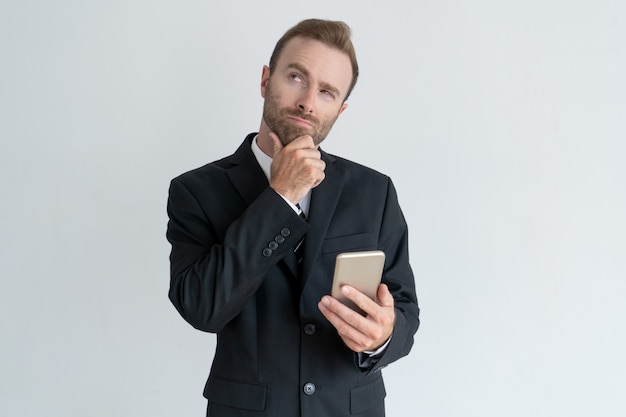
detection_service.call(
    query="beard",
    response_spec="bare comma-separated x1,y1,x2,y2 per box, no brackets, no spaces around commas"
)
262,81,338,147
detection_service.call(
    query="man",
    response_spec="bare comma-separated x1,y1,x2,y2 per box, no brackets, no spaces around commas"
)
167,19,419,417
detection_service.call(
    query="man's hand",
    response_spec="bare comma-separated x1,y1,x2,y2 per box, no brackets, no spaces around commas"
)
318,283,395,353
269,132,326,204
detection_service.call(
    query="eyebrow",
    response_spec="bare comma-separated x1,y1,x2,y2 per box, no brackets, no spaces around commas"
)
287,63,342,98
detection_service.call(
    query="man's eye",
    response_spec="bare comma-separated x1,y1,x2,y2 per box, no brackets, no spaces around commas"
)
321,90,336,100
290,74,304,83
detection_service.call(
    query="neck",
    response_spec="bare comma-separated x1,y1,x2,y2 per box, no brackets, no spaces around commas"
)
256,122,275,157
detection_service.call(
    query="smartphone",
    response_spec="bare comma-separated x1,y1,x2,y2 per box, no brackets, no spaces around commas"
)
331,250,385,314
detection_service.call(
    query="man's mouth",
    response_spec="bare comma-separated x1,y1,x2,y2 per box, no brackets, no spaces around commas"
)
286,116,314,128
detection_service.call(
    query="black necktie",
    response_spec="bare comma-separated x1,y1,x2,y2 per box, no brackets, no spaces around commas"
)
294,204,306,264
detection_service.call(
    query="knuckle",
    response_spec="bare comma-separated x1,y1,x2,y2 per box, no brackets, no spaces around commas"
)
337,323,351,337
370,328,384,341
345,310,361,327
376,311,388,324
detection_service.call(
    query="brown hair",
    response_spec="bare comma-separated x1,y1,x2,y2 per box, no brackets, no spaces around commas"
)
268,19,359,101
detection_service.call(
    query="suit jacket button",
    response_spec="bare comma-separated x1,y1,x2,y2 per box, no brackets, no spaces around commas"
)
274,234,285,244
268,241,279,250
262,248,273,257
303,323,317,335
303,382,316,395
280,228,291,237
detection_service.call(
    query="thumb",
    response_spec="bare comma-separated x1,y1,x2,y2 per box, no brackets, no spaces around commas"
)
377,284,395,308
268,132,283,155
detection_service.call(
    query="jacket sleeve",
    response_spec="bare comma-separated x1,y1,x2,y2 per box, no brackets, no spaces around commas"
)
365,178,420,374
166,177,309,333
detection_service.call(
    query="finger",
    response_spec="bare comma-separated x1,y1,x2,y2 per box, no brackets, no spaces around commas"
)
340,285,379,317
319,295,366,329
319,295,377,349
318,296,370,350
268,132,283,155
341,285,395,340
311,171,325,188
289,134,316,149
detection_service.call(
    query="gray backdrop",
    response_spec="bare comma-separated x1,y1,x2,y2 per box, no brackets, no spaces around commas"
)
1,1,625,416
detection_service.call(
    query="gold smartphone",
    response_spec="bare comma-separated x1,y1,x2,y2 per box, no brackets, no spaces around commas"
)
331,250,385,314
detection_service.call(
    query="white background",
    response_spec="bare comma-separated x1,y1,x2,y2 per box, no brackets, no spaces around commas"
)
1,1,625,416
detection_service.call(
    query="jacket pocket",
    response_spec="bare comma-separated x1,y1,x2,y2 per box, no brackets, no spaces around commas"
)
322,232,376,254
204,376,266,411
350,378,387,415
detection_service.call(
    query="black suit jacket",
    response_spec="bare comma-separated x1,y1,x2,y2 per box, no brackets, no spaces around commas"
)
167,134,419,417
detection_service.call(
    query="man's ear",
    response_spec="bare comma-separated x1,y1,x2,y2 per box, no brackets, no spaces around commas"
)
338,102,349,117
260,65,270,98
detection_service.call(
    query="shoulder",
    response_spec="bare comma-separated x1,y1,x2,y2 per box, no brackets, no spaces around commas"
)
169,158,231,195
171,134,257,187
323,150,391,185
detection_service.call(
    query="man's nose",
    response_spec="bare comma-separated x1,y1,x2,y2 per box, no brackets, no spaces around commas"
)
296,88,316,113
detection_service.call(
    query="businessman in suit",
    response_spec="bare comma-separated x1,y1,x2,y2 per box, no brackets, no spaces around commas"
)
167,19,419,417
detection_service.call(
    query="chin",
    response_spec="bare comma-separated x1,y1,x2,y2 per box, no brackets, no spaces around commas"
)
281,127,313,144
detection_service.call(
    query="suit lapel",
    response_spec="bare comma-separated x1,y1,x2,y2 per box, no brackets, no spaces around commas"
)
226,134,269,206
300,151,344,284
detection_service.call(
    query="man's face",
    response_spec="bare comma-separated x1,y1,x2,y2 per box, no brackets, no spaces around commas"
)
261,37,352,146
